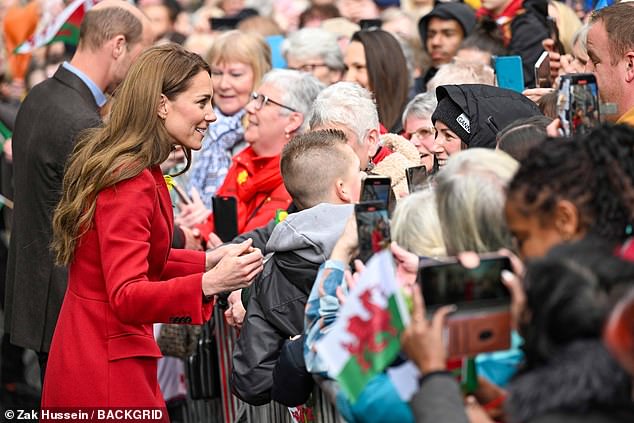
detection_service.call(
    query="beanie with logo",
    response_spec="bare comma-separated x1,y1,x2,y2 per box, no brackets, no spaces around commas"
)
431,96,471,144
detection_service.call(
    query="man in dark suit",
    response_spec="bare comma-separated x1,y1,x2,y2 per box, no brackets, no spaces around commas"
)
4,0,153,382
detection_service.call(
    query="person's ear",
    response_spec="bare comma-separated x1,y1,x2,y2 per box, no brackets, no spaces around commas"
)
365,128,380,157
157,94,168,120
554,199,580,240
284,112,304,138
112,35,127,59
335,178,353,204
625,51,634,83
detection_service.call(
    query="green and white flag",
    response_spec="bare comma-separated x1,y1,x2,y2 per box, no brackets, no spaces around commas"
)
315,250,410,402
14,0,98,54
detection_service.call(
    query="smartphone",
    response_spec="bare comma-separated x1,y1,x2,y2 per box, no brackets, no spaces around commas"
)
359,19,382,30
361,175,391,211
493,55,525,93
557,73,601,137
355,201,391,263
209,17,240,31
212,196,238,242
418,255,512,358
534,50,551,89
405,165,428,193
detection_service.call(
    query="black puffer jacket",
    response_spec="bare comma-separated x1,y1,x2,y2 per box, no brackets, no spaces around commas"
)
435,84,542,149
506,340,634,423
505,0,550,88
231,203,353,405
509,0,549,88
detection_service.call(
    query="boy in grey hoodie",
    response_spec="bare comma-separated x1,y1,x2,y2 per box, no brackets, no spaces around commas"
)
231,129,362,405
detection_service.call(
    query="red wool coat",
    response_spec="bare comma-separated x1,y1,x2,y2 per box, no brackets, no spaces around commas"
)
41,166,212,409
197,146,292,239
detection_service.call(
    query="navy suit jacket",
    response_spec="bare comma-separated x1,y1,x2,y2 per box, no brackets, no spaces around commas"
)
5,65,101,352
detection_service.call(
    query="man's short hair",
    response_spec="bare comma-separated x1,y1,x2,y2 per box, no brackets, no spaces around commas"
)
309,82,379,145
281,129,356,209
79,5,143,52
282,28,345,72
591,2,634,65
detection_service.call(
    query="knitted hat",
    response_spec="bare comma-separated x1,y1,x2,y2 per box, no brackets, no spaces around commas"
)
431,96,471,143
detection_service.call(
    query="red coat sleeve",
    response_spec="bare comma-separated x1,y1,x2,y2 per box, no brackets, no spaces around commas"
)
95,172,212,325
162,248,206,279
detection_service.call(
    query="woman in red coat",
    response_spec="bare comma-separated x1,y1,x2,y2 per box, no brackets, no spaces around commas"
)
42,44,263,410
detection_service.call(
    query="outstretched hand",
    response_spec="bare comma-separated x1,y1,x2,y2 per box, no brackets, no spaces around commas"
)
391,242,419,287
202,239,263,296
401,284,455,373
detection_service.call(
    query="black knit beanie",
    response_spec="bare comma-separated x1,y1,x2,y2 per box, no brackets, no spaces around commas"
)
431,96,471,144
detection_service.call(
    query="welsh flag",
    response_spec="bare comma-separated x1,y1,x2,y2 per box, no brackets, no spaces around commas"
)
315,251,410,402
14,0,99,54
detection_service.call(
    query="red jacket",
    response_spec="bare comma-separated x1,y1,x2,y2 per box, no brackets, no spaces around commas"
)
198,147,292,239
41,166,212,409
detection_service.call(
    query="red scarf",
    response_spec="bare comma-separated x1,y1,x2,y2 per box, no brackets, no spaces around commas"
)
232,149,284,204
477,0,525,46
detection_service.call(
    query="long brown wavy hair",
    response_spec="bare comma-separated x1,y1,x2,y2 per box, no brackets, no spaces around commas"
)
52,43,210,265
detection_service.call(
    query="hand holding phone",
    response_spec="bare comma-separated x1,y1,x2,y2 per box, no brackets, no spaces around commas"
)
361,175,392,213
401,284,455,373
534,50,552,89
355,201,391,263
557,73,601,137
417,254,512,358
493,55,525,93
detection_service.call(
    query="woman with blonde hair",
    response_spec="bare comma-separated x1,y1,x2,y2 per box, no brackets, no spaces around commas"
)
435,148,519,255
43,44,263,408
391,188,446,258
185,29,272,211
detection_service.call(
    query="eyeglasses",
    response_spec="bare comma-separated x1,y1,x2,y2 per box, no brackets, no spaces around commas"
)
288,63,329,73
405,126,436,140
250,92,297,112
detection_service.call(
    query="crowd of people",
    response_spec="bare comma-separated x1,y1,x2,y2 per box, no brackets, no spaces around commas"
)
1,0,634,422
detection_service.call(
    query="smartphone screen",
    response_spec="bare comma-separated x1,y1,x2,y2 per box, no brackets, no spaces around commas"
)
361,176,391,211
493,55,525,93
212,196,239,242
534,51,551,89
419,255,512,358
359,19,382,30
418,256,511,310
557,73,601,137
405,165,428,193
355,201,391,263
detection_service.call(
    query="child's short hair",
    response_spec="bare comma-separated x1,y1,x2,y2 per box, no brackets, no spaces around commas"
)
281,129,356,209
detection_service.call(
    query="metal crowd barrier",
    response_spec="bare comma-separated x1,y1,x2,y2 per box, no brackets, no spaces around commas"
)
182,307,344,423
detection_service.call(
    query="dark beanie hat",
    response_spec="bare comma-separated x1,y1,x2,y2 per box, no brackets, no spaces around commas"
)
432,96,471,143
418,3,476,49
